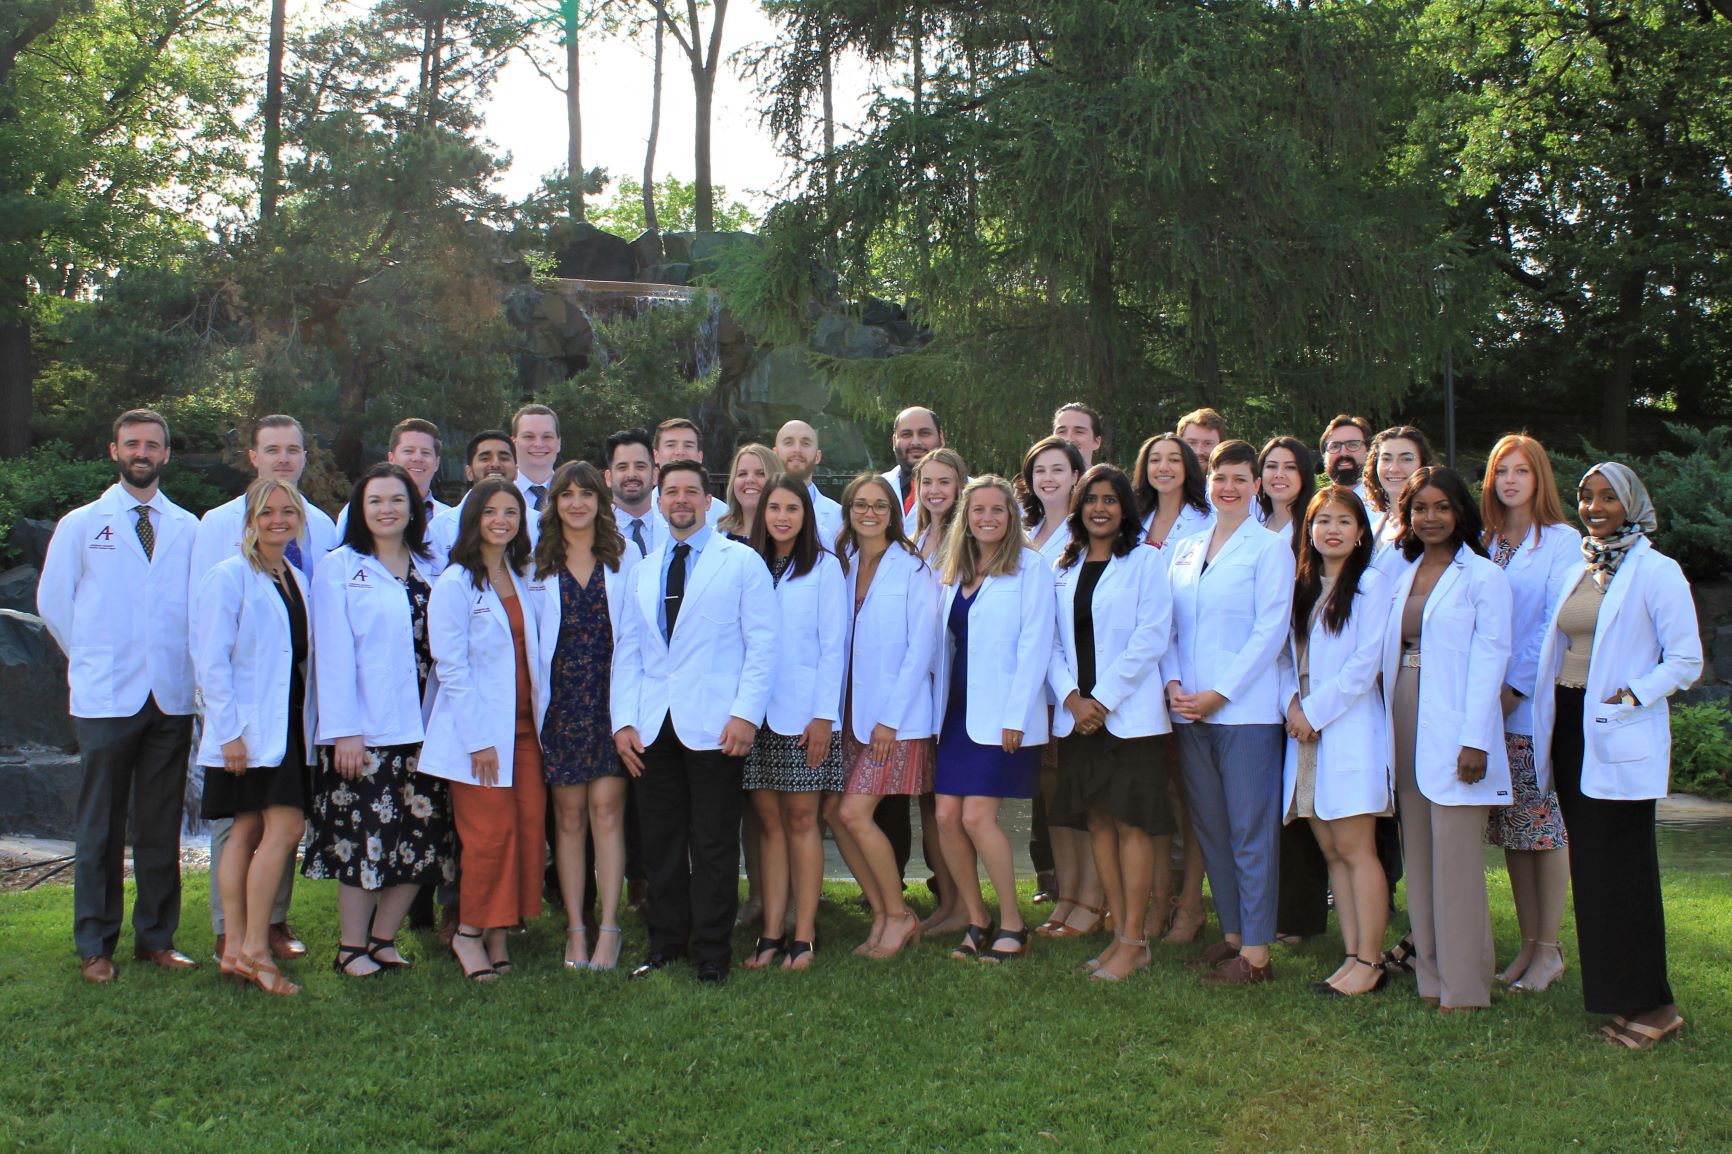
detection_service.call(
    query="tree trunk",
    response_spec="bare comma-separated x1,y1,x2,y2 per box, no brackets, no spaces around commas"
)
260,0,286,220
642,4,663,234
565,2,584,221
0,300,30,459
1600,265,1646,452
693,60,714,232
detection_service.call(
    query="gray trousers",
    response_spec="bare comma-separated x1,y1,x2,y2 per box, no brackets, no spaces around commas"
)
72,698,193,959
1394,759,1494,1008
208,817,295,934
1176,721,1284,948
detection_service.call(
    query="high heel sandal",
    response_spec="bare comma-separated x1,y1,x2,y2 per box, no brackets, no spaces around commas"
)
564,925,590,971
1316,956,1388,997
239,955,301,997
1034,898,1077,937
449,928,499,983
1089,935,1150,982
1381,935,1417,974
587,925,623,972
980,925,1031,963
333,943,380,978
951,924,992,961
869,913,922,959
1047,902,1107,939
366,936,411,971
743,935,786,970
1162,905,1206,944
1509,941,1567,992
1310,954,1355,995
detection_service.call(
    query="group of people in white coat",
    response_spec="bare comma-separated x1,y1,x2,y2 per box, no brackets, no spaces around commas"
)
39,402,1701,1048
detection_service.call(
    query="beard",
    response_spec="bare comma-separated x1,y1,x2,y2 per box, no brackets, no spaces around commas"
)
1329,459,1362,487
120,457,163,489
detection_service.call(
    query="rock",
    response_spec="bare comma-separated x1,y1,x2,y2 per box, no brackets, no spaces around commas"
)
630,229,664,271
811,312,894,360
1711,624,1732,684
689,231,759,278
0,565,38,613
861,296,906,326
662,231,695,263
502,283,542,327
0,750,82,838
641,262,691,286
554,221,639,282
0,610,75,751
737,346,828,411
8,518,56,571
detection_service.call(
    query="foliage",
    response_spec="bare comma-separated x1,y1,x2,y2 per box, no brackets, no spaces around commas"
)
1670,701,1732,801
0,442,115,560
589,176,758,239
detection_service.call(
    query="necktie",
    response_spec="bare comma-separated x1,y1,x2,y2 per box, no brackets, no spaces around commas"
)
286,538,305,574
629,517,648,556
529,484,547,512
664,542,691,640
133,505,154,560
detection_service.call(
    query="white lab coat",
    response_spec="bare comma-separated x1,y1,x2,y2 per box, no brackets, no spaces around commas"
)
844,543,939,742
37,484,198,718
1489,522,1583,735
1049,545,1172,738
193,556,317,768
1160,517,1296,725
610,534,779,749
934,548,1055,746
418,564,546,786
1529,539,1702,800
879,467,923,538
1140,503,1214,564
809,485,845,553
333,494,452,545
762,550,848,736
1278,569,1392,820
1380,544,1513,806
189,492,338,620
528,543,640,725
311,546,437,748
1030,520,1073,568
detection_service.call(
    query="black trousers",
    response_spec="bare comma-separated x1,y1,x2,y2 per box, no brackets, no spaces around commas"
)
1029,793,1056,879
1376,815,1404,902
1550,686,1674,1016
633,718,744,967
72,698,193,959
1276,819,1331,938
873,795,913,882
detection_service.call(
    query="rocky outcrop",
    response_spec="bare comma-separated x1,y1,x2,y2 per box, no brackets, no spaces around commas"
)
0,610,74,752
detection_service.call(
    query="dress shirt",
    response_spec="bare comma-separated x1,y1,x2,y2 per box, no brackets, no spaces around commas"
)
660,524,713,634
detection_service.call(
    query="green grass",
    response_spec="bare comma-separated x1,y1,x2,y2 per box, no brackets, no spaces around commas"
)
1,869,1728,1153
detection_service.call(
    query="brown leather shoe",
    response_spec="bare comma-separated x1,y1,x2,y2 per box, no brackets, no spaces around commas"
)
1200,954,1275,986
1184,939,1241,970
81,955,116,984
135,946,199,971
269,923,307,960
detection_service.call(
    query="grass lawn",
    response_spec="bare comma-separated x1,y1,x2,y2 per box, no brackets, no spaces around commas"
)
1,866,1727,1153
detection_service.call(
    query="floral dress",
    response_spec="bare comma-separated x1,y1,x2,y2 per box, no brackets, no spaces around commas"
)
1485,537,1568,851
304,567,456,889
540,566,622,785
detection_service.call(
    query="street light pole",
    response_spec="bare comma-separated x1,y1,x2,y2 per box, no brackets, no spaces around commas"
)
1436,263,1456,469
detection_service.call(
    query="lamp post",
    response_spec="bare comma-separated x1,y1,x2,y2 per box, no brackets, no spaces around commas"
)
1435,263,1456,469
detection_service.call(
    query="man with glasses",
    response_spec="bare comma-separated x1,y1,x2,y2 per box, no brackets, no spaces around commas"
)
1319,414,1373,501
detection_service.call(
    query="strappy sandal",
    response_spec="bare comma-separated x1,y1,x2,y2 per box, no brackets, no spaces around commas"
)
1381,935,1417,974
1509,942,1566,992
588,925,623,971
743,935,786,970
1604,1014,1685,1051
980,925,1031,963
1034,899,1077,937
564,926,590,971
1047,902,1106,939
1317,956,1388,997
1311,954,1355,994
366,935,411,971
450,929,499,983
240,955,301,997
333,943,380,978
1090,935,1150,982
951,924,992,961
782,940,815,970
1162,904,1206,944
218,949,248,985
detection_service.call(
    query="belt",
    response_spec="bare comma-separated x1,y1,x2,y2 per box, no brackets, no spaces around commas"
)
1400,651,1421,669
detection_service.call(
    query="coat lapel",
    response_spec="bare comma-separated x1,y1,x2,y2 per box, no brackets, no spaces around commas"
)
676,538,726,631
1595,537,1646,646
1421,546,1468,623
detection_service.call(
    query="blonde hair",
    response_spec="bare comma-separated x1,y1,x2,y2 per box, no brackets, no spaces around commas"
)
940,475,1027,587
719,443,782,535
1480,433,1568,548
239,477,308,574
913,447,969,545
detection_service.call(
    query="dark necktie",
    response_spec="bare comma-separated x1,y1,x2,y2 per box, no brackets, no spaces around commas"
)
664,542,691,640
629,517,648,556
529,484,547,512
133,505,154,560
285,538,305,574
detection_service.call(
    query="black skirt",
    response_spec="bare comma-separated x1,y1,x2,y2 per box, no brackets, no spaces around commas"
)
1049,729,1175,836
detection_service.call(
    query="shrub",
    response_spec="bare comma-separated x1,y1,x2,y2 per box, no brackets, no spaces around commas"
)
0,443,118,563
1669,701,1732,801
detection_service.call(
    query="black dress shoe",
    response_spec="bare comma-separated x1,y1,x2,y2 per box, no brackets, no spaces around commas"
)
629,952,679,979
696,961,728,986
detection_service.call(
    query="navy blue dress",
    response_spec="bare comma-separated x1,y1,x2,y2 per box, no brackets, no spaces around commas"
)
540,567,621,785
934,586,1039,799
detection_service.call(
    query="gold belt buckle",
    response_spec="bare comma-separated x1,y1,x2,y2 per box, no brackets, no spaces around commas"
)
1400,651,1422,669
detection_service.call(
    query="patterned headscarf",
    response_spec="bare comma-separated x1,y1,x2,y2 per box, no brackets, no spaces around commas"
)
1579,462,1656,588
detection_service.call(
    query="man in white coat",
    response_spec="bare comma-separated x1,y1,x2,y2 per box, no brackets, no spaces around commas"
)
426,430,521,566
651,418,727,528
612,460,778,984
607,427,659,557
187,413,337,964
880,405,944,538
773,419,844,547
1319,414,1373,503
333,417,451,538
511,403,561,520
38,409,201,982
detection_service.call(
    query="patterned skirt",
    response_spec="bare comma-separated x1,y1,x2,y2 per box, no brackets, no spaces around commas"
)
303,743,457,889
1485,732,1568,851
841,732,935,797
745,728,846,793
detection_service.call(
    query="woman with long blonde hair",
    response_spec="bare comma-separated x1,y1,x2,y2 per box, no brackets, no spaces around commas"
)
913,448,968,563
718,443,781,540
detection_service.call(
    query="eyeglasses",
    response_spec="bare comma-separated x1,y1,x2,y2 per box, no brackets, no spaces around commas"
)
850,501,894,515
1324,440,1366,454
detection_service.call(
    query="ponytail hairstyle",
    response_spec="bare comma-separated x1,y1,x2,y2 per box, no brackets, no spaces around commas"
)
1293,486,1374,636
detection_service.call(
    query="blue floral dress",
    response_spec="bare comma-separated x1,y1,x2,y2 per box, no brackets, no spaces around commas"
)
540,566,622,785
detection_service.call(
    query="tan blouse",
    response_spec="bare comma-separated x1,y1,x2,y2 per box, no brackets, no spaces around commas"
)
1554,573,1605,689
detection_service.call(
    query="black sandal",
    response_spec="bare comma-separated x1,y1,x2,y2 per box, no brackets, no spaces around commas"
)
367,935,412,971
332,943,379,977
783,940,815,966
1381,936,1416,974
951,924,992,961
450,929,499,983
744,935,785,969
980,925,1031,963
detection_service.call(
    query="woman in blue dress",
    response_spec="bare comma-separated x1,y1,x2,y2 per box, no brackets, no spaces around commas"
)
932,476,1055,963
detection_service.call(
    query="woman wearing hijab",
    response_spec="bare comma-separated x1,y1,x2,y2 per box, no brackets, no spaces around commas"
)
1531,463,1701,1050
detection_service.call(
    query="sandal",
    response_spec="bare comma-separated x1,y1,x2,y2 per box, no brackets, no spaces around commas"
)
1317,956,1389,997
1089,935,1150,982
450,929,500,983
588,925,623,972
782,940,815,970
951,924,992,961
218,949,248,985
366,935,411,971
239,955,301,997
564,925,590,971
1381,935,1417,974
1047,902,1106,939
1163,905,1206,944
1605,1014,1685,1051
1034,898,1077,937
980,925,1031,963
1509,941,1566,992
743,935,786,970
333,943,380,978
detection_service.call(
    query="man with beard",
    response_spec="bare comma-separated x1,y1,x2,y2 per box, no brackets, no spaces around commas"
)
1177,407,1228,464
426,430,520,564
607,427,659,557
613,460,778,984
880,406,944,537
773,419,844,546
1319,414,1373,503
39,410,201,982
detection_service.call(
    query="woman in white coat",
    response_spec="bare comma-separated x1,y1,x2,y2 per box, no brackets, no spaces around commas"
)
1280,487,1392,997
1049,465,1173,982
194,478,317,996
931,476,1054,963
305,464,452,978
913,447,968,564
1364,426,1434,567
740,479,846,970
1531,463,1700,1050
530,462,638,971
824,473,939,960
421,478,546,981
1380,467,1512,1012
1162,440,1296,985
1478,434,1581,992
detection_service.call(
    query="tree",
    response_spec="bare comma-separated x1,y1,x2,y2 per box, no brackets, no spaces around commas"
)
589,175,755,238
643,0,729,232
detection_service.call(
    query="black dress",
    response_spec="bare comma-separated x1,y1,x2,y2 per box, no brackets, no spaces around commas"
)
201,570,310,819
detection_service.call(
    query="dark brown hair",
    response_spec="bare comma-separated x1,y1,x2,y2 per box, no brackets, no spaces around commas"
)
450,477,531,590
1132,433,1208,519
1017,436,1086,527
534,461,624,578
1364,426,1435,514
1293,486,1373,636
1058,464,1141,569
1397,466,1488,562
1256,435,1316,555
341,463,430,561
750,476,822,578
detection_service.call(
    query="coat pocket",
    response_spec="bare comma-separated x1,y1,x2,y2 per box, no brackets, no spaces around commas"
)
1590,702,1660,765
